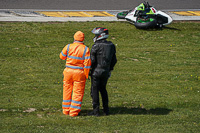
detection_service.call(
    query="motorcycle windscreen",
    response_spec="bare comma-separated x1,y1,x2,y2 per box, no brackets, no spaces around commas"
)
125,8,137,23
156,11,173,25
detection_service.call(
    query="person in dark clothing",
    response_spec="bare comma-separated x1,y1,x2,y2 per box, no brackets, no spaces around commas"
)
88,27,117,116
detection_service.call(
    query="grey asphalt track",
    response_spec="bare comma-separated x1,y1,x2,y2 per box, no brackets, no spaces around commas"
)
0,0,200,22
1,0,200,10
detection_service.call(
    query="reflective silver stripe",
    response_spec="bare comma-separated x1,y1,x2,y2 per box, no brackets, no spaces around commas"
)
70,105,81,110
66,65,83,69
72,100,82,104
82,46,88,59
67,44,70,56
62,100,71,108
68,56,83,60
62,105,70,108
85,56,90,59
84,66,91,69
61,51,67,57
63,100,71,103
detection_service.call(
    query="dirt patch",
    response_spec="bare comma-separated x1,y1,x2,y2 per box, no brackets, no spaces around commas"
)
0,109,8,112
23,108,37,113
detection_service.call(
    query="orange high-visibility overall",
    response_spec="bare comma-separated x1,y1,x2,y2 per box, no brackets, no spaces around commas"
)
60,31,91,117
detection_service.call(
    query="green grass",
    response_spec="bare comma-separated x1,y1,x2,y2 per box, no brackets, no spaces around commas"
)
0,21,200,133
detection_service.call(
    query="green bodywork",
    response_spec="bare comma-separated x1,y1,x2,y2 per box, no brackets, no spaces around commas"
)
137,3,145,11
137,18,155,23
137,3,155,15
118,12,128,16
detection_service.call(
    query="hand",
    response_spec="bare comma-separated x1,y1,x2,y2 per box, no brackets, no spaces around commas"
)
108,71,111,78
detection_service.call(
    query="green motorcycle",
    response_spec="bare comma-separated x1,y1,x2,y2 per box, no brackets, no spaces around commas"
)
117,1,173,29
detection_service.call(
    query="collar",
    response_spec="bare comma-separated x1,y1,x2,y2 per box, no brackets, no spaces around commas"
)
73,40,84,45
95,39,107,43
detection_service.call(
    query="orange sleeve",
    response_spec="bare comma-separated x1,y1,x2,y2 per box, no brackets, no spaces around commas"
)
60,45,68,60
83,47,91,79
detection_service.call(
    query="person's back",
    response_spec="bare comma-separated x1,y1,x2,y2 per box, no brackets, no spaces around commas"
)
60,31,91,117
91,39,116,76
64,42,90,72
89,27,117,116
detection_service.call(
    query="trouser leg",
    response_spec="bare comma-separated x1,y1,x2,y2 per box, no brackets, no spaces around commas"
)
68,69,86,117
69,80,85,117
91,76,100,114
99,76,109,114
62,69,73,115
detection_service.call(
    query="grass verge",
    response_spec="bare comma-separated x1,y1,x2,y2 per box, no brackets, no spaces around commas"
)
0,21,200,133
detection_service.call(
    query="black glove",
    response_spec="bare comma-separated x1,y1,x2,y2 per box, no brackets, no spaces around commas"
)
108,71,112,78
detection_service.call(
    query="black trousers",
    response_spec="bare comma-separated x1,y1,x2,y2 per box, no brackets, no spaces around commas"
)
91,73,109,112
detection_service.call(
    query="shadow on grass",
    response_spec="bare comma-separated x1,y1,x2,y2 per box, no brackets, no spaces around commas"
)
80,107,172,116
135,25,181,31
109,107,172,115
163,26,181,31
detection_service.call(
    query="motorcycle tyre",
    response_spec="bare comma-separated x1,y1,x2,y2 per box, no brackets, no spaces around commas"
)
117,11,129,19
134,19,157,29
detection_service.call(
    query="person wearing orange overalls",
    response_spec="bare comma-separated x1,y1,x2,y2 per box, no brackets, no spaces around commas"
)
60,31,91,117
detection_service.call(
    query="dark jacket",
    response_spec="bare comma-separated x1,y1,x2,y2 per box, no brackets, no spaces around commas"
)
90,39,117,77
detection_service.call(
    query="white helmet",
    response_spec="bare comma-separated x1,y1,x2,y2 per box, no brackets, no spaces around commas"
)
91,27,109,42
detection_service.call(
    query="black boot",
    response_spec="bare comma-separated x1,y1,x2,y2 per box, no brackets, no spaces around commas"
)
88,107,100,116
88,111,100,116
103,104,109,116
103,108,109,116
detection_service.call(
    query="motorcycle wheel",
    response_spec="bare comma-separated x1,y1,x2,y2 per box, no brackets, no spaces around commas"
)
134,18,157,29
116,11,129,19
